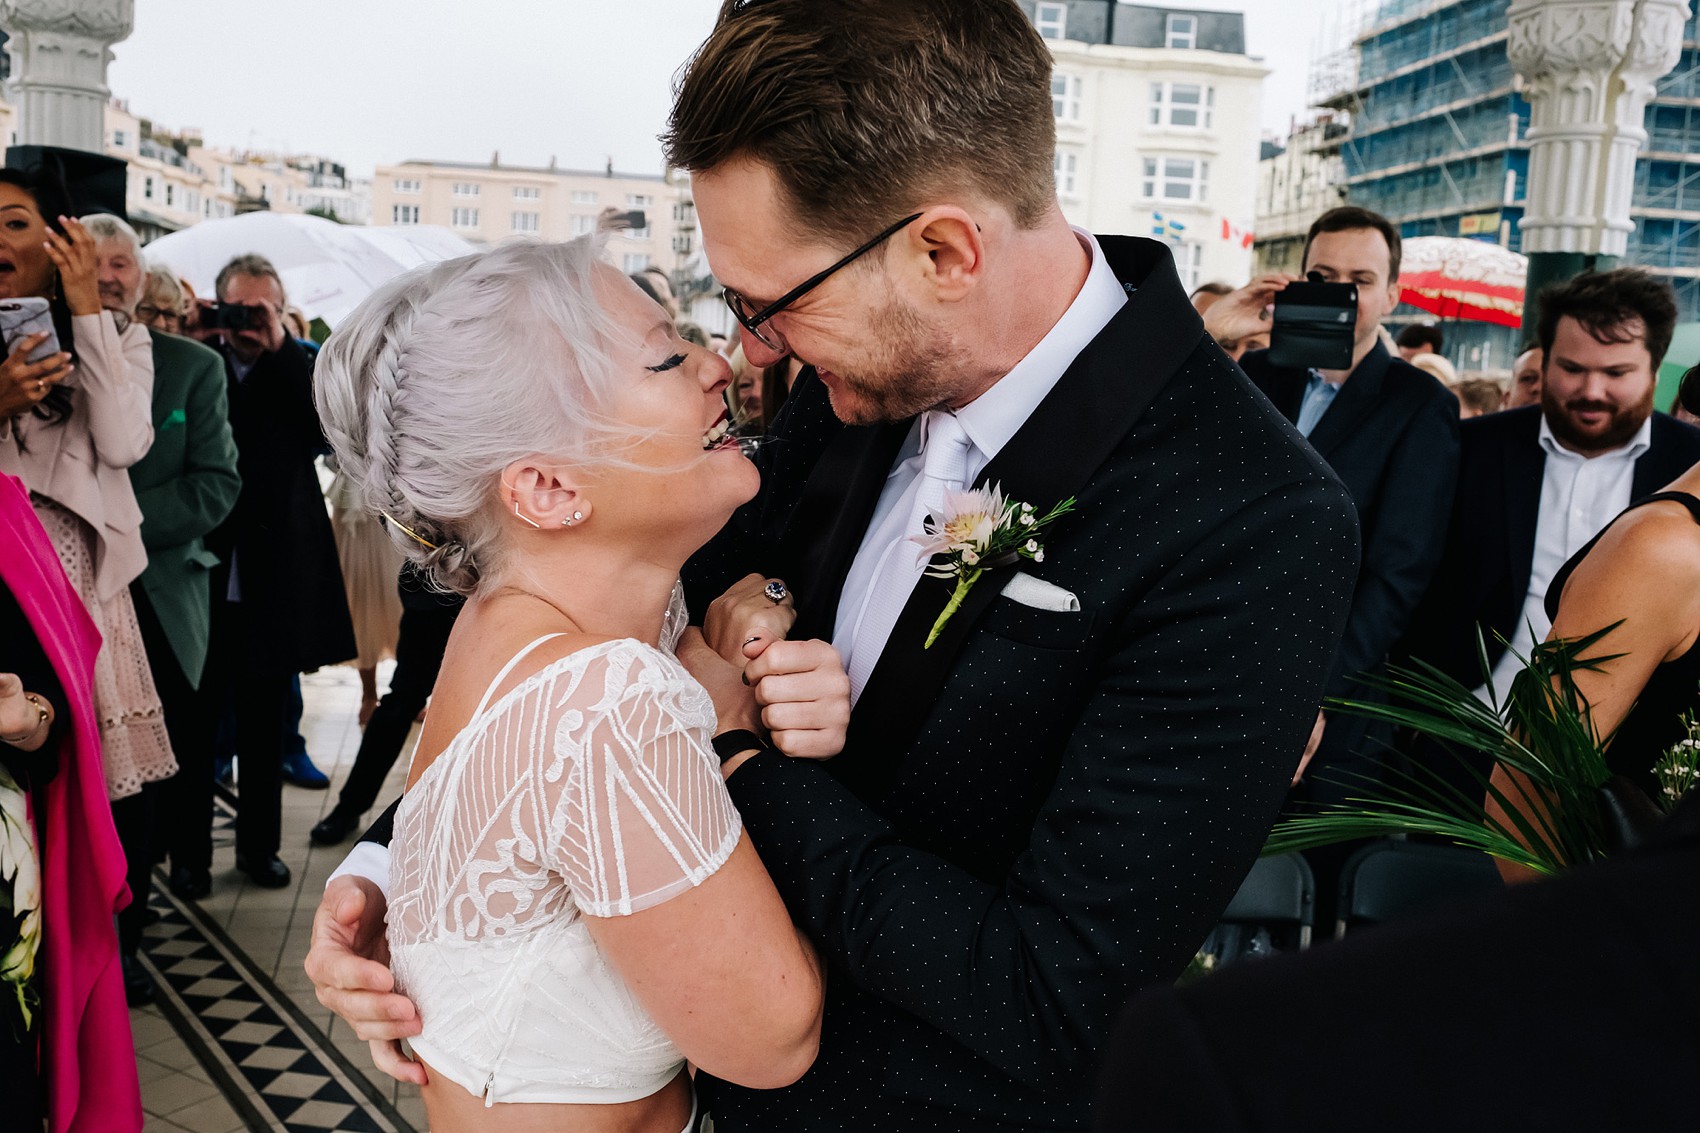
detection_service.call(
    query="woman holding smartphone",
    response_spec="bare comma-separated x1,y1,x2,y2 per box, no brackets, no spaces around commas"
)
0,171,175,1002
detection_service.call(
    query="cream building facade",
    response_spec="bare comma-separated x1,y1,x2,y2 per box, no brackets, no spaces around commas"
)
1253,114,1348,275
372,158,692,279
1029,2,1268,291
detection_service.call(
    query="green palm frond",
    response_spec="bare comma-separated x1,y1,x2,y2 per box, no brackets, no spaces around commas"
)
1265,624,1623,874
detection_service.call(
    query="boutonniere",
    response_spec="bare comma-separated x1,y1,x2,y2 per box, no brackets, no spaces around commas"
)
911,483,1077,648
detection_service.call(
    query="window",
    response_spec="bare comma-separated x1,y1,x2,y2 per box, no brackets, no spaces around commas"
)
513,186,541,200
1052,73,1081,122
512,211,540,233
1035,2,1067,40
143,175,155,200
393,204,420,224
453,182,480,198
571,190,599,205
1142,156,1209,202
571,214,595,236
451,207,480,228
622,253,652,273
113,129,128,147
165,183,176,208
1166,14,1197,49
187,190,199,213
1175,242,1203,291
1150,83,1213,129
625,193,653,207
1054,151,1078,198
394,178,422,193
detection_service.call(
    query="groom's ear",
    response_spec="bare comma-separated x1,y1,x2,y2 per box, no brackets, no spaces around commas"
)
907,207,983,305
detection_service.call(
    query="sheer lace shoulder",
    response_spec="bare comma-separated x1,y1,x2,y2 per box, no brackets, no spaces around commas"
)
386,635,740,1104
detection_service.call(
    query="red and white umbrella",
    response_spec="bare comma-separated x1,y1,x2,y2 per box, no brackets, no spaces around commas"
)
1398,236,1527,328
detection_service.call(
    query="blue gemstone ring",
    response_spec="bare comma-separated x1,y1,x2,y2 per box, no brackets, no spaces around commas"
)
763,580,790,604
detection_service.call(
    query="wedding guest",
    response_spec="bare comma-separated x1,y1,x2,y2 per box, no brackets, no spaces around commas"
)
134,265,187,334
639,263,680,319
1404,270,1700,703
1215,327,1269,364
309,4,1358,1130
201,253,355,888
1096,787,1700,1133
1,473,141,1133
1189,280,1233,314
0,178,179,992
725,343,763,431
1396,322,1443,361
314,240,826,1131
308,564,461,846
676,319,710,348
1206,207,1459,916
327,465,404,726
102,234,241,910
1408,350,1457,386
1451,376,1506,419
1505,344,1543,409
1485,364,1700,883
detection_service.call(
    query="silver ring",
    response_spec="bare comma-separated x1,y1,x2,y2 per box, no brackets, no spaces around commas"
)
763,579,789,604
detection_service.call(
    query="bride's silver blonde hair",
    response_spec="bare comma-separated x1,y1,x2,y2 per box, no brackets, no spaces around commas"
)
315,238,635,595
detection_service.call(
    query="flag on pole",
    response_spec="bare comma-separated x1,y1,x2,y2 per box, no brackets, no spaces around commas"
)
1152,212,1187,243
1221,218,1255,249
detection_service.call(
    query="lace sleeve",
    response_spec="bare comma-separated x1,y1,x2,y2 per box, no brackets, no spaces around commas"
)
548,641,741,918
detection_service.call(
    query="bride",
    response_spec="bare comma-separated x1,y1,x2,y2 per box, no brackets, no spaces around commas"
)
313,238,829,1132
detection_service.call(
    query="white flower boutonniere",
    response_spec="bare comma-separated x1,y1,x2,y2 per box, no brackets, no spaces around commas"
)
910,483,1078,648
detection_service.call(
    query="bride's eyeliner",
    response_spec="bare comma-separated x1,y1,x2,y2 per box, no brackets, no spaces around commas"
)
646,353,688,373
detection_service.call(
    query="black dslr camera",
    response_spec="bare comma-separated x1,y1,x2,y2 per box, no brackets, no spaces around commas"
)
1267,273,1358,370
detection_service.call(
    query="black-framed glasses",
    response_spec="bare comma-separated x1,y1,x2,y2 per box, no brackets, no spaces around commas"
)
722,212,923,354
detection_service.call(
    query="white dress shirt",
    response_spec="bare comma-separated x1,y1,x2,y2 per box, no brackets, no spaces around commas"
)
1483,414,1654,703
831,230,1128,701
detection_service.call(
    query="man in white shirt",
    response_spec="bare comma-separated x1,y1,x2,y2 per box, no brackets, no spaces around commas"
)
1406,268,1700,711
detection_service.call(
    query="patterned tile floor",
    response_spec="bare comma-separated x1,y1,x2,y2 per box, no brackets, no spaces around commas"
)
138,661,426,1133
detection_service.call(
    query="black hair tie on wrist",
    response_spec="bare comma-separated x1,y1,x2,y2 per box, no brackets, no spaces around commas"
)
711,729,765,766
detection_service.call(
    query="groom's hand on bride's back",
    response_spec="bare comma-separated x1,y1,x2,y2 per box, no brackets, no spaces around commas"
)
305,877,427,1084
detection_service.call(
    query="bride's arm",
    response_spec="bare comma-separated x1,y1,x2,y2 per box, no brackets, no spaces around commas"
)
587,836,823,1087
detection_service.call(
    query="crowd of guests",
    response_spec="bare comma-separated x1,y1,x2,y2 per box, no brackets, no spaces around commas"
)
1187,205,1700,915
0,163,384,1126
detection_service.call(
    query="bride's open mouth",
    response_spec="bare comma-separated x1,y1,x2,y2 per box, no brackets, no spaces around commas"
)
701,413,737,451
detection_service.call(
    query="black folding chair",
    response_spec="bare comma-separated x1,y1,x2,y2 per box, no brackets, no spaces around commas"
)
1335,838,1504,938
1197,852,1316,969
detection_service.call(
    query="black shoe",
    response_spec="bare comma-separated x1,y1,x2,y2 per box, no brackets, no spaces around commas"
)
310,808,361,846
168,865,212,900
121,953,156,1007
234,854,292,888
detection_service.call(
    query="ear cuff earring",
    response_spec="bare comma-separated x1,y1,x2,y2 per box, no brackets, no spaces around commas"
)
562,511,584,528
514,500,542,529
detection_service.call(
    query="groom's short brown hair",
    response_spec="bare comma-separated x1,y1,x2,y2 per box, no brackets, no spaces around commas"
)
663,0,1058,245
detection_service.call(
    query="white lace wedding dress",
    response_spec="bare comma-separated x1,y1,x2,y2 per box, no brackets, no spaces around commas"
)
387,589,741,1111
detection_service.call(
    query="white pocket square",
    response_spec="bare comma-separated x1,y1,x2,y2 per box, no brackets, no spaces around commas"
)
1000,572,1080,613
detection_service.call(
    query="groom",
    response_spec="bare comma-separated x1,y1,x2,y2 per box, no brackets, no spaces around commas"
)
308,2,1357,1129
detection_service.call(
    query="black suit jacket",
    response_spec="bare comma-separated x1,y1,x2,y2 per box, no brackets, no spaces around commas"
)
1240,343,1459,700
206,337,355,672
685,236,1360,1131
1096,792,1700,1133
1403,405,1700,686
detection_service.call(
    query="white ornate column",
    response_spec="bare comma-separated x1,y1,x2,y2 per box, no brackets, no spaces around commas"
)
0,0,134,153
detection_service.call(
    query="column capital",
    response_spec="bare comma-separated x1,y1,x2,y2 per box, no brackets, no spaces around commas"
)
0,0,134,154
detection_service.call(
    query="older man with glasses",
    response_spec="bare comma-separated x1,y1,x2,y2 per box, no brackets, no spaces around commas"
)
309,3,1359,1130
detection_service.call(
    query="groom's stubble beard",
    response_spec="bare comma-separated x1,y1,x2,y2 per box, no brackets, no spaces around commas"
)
822,292,964,426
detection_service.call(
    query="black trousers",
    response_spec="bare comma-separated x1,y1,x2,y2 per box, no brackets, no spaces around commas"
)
332,599,458,819
130,584,217,876
205,597,289,860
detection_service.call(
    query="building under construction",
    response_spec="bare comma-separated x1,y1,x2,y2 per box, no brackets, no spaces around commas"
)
1310,0,1700,370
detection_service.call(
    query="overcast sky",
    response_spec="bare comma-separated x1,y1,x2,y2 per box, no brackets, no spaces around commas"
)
106,0,1339,178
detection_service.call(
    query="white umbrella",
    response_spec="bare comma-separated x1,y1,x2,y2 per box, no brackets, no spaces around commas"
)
143,212,476,327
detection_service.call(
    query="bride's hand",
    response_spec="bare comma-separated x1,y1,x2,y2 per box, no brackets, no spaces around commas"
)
676,627,765,738
703,573,796,663
743,638,850,761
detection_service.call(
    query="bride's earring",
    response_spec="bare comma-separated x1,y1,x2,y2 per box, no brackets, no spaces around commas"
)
514,499,542,529
562,510,584,528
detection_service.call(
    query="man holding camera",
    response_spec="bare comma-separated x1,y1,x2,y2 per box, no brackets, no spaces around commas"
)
1205,206,1460,913
200,254,354,888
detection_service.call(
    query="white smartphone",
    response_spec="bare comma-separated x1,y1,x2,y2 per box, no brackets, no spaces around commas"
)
0,297,60,364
